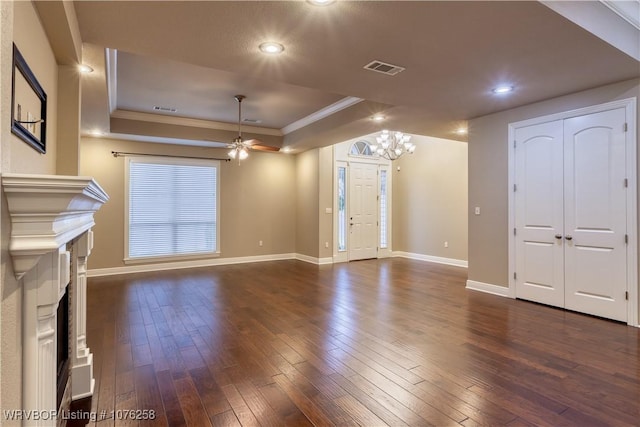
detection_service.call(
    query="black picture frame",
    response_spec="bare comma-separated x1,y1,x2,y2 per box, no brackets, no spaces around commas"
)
11,43,47,154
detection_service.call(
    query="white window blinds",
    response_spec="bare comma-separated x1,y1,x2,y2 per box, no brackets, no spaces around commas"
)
127,158,219,259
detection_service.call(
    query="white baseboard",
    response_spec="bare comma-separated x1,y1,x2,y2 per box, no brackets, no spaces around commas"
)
465,280,510,297
295,253,334,265
88,253,296,277
89,251,467,277
392,251,468,268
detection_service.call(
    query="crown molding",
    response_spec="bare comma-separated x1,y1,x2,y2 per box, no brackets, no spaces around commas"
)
106,48,118,114
281,96,364,135
111,109,283,136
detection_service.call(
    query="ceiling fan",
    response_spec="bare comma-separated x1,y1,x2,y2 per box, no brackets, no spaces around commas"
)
227,95,279,161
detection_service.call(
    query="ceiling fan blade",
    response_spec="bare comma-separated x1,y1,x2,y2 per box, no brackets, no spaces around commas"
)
245,138,280,152
251,144,280,152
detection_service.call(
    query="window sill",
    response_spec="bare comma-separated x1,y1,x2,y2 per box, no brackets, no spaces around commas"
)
124,252,220,265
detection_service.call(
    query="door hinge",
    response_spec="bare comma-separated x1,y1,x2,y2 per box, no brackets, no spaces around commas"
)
625,234,628,244
513,184,517,192
623,123,628,132
514,228,516,236
624,178,628,188
514,272,517,280
514,140,516,148
625,291,629,300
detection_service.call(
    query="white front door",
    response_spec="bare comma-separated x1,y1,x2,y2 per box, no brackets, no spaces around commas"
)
514,107,629,322
349,162,378,260
515,120,565,307
563,108,627,321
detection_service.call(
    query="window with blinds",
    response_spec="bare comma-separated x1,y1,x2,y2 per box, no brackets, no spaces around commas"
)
126,157,219,260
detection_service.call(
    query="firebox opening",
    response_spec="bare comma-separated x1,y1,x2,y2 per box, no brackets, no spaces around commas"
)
56,290,69,409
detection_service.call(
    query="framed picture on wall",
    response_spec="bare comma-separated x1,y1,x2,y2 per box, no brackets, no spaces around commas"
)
11,43,47,154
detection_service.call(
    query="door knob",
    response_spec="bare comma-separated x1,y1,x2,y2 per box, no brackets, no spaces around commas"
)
555,234,562,239
565,235,573,241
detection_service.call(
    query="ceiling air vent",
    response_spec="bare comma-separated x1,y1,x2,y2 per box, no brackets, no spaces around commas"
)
153,106,177,113
243,118,262,124
363,60,405,76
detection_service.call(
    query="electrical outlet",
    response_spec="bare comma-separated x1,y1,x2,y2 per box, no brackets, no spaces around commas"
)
325,242,329,248
444,241,448,248
474,207,481,215
259,240,263,247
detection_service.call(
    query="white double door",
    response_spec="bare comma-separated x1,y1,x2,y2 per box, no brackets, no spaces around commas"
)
515,107,628,321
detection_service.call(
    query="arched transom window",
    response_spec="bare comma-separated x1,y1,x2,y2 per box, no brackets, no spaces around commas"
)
349,140,376,157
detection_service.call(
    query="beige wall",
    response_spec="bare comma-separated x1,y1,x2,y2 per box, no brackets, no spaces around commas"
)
1,1,60,420
468,78,640,290
295,149,319,258
6,1,58,174
80,137,297,269
318,146,333,259
393,136,468,261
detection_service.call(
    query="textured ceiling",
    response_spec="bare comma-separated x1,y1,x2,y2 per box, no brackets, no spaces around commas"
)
73,0,640,151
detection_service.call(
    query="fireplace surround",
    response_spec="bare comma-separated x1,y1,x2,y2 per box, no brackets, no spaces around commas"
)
2,174,108,426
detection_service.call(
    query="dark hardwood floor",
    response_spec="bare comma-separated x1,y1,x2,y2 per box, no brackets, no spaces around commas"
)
81,258,640,426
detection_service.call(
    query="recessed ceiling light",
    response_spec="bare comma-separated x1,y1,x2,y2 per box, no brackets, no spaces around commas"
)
307,0,335,5
492,85,514,94
90,129,104,137
282,147,292,153
372,114,386,122
79,64,94,74
456,128,467,135
259,42,285,55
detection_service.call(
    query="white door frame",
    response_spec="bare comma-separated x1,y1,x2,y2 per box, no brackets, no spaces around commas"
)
333,142,392,263
507,97,638,327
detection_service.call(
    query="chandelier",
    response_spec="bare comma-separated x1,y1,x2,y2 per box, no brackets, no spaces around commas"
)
371,130,416,160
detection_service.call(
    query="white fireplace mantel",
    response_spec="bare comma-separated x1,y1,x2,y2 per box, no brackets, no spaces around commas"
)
2,173,109,426
2,173,109,280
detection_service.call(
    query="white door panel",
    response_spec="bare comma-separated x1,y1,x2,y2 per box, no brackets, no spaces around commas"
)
514,108,628,322
564,108,627,321
515,121,565,307
349,163,378,260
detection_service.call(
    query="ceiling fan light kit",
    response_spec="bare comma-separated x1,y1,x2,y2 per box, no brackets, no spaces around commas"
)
228,95,253,163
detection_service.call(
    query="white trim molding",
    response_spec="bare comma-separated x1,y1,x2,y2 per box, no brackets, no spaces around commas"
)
393,251,468,268
281,96,364,135
89,253,298,277
466,280,510,297
294,254,334,265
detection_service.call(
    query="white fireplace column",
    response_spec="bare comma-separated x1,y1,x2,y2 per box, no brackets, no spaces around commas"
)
22,246,70,424
70,230,94,400
2,174,108,425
